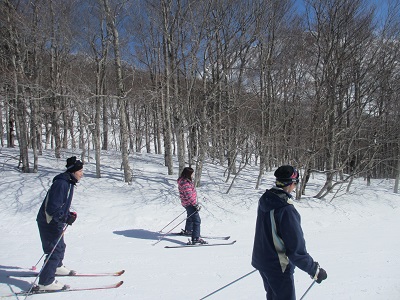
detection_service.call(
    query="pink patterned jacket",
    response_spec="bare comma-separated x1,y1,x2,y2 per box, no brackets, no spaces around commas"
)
177,177,197,207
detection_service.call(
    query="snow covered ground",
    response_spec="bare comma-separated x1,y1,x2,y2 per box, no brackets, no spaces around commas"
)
0,147,399,299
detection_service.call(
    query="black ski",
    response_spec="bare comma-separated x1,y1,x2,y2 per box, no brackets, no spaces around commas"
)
201,235,230,240
3,281,124,297
8,270,125,278
165,240,236,248
165,232,230,240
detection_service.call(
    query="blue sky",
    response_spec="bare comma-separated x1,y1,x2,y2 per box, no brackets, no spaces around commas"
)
294,0,389,22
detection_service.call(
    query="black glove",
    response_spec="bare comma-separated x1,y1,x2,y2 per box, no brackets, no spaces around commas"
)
311,262,327,284
194,204,201,211
67,212,77,225
316,268,327,283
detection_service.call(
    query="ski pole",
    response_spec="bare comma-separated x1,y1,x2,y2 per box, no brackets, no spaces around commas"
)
157,210,186,233
24,224,69,299
299,280,316,300
30,253,45,271
152,209,199,246
199,269,257,299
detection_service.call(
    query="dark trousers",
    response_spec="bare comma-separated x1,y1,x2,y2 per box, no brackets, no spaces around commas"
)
259,270,296,300
184,206,201,239
37,222,66,285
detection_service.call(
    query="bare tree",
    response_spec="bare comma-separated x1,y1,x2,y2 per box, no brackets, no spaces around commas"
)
159,0,175,175
2,0,31,171
305,0,377,198
102,0,132,183
0,0,398,195
80,1,112,178
248,0,295,188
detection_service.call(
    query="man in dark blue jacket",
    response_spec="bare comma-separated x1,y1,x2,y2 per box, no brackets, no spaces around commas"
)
252,165,327,300
36,156,83,291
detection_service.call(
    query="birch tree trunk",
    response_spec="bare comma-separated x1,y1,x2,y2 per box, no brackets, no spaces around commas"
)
49,0,61,158
103,0,132,183
256,44,267,189
161,0,174,175
5,0,30,172
90,12,109,178
0,98,3,147
395,145,400,193
30,0,41,171
102,98,109,150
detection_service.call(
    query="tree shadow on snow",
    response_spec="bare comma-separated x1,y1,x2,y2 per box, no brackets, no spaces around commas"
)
0,265,35,294
113,229,187,245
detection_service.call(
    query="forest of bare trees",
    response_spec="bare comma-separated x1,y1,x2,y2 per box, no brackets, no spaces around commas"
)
1,0,399,196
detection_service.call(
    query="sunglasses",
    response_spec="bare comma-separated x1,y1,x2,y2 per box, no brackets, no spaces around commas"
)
290,168,300,184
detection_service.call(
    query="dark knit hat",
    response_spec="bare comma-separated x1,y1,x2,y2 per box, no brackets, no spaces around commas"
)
66,156,83,173
274,165,299,187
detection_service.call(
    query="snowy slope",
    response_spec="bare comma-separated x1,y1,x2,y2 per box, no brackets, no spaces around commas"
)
0,148,399,299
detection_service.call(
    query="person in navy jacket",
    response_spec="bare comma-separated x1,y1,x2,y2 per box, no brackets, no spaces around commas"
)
252,165,327,300
36,156,83,291
177,167,207,244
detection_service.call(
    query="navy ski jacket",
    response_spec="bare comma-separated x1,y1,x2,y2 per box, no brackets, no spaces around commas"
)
36,172,77,226
251,187,317,277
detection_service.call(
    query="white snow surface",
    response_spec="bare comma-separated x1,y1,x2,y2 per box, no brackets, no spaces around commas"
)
0,148,399,299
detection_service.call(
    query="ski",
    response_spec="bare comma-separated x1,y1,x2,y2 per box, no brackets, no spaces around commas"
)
4,281,124,297
8,269,125,278
165,240,236,248
164,232,230,240
202,235,230,240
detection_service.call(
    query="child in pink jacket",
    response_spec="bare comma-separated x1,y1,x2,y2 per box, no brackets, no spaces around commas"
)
177,167,207,244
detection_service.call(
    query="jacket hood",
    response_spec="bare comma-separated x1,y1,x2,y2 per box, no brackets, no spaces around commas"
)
53,172,77,185
258,187,293,213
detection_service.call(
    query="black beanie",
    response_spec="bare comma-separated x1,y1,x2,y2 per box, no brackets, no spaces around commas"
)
274,165,299,187
66,156,83,173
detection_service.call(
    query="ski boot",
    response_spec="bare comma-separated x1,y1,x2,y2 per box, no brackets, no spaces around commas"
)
38,279,69,291
187,238,208,245
179,229,192,236
55,265,77,276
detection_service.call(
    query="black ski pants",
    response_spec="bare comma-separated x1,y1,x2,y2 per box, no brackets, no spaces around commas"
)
37,221,66,285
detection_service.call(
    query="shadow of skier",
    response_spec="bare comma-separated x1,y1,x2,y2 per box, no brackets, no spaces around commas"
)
0,265,34,295
113,228,187,245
